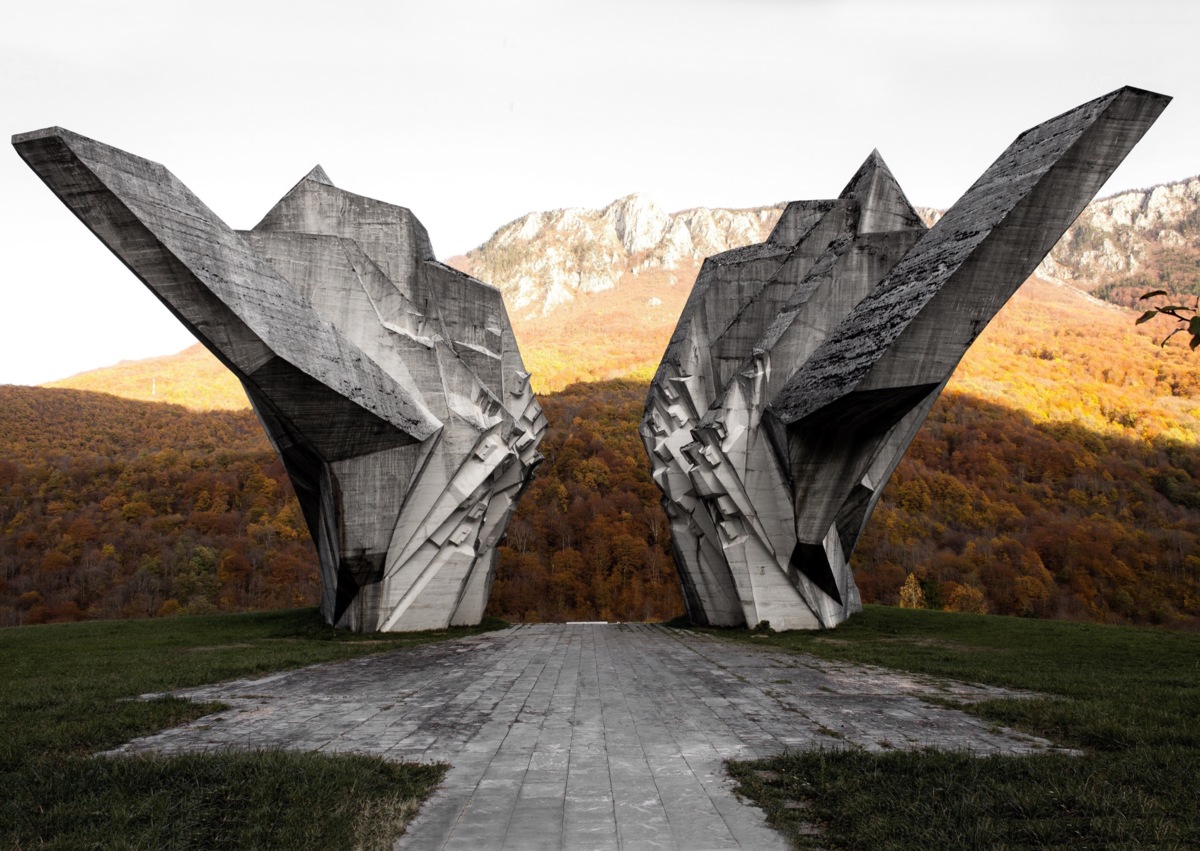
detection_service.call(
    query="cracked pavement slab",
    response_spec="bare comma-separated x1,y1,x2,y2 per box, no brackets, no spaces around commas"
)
107,624,1068,849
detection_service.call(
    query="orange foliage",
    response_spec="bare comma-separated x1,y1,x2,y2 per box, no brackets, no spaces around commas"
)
509,264,697,393
0,387,314,626
8,266,1200,629
485,380,684,623
850,278,1200,624
45,343,249,410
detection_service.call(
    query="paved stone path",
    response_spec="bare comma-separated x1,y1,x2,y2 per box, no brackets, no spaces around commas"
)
110,624,1066,849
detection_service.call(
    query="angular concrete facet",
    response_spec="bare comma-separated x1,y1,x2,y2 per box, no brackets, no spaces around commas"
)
14,128,546,632
641,87,1170,630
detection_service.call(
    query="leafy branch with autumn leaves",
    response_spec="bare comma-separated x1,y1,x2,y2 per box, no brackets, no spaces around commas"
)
1138,289,1200,349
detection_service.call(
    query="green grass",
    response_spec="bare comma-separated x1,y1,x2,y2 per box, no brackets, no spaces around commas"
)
709,606,1200,849
0,608,506,849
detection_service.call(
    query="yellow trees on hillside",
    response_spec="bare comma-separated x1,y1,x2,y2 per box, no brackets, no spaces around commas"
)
899,575,926,609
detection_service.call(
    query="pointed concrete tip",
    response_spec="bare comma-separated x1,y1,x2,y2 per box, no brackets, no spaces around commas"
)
839,149,891,199
304,164,333,186
858,148,889,173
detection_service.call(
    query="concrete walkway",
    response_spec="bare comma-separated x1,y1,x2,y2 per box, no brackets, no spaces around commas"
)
109,624,1065,849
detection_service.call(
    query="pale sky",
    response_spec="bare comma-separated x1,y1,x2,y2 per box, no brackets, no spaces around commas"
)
2,0,1196,386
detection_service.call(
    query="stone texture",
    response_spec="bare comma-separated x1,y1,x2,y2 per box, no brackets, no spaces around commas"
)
641,87,1170,630
13,128,546,632
106,624,1070,850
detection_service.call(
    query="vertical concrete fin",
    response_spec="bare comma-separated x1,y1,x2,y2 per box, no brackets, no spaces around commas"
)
14,126,545,633
641,86,1169,631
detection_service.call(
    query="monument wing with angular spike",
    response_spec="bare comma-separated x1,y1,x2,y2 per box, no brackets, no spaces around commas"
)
14,127,546,632
642,86,1169,630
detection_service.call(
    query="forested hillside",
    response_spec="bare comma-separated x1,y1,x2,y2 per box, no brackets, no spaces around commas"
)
485,380,682,622
45,344,250,410
4,274,1199,628
486,278,1200,628
0,388,313,626
859,276,1200,624
10,177,1200,629
0,383,688,626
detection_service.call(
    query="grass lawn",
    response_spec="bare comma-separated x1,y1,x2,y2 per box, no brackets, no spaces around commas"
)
0,608,504,850
712,606,1200,849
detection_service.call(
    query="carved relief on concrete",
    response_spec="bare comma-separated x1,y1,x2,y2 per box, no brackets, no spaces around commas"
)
15,129,546,632
641,87,1169,630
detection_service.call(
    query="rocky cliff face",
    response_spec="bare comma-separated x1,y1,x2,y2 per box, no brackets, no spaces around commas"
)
457,194,782,318
1039,176,1200,289
454,177,1200,319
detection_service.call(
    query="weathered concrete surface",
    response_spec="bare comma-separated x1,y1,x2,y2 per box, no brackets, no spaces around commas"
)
641,86,1170,633
13,128,546,632
108,624,1068,850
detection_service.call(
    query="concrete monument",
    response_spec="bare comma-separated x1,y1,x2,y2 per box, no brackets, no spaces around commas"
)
641,86,1169,630
14,128,546,632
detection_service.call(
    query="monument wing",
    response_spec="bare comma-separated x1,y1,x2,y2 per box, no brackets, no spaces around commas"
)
14,128,546,632
642,86,1169,630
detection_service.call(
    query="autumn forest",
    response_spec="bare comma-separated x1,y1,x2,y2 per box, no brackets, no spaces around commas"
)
6,176,1200,631
1,273,1198,630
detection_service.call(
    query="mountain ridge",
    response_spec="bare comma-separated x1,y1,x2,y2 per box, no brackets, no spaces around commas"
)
450,174,1200,320
448,193,783,319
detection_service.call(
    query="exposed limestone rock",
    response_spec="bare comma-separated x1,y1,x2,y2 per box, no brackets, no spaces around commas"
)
464,171,1200,325
457,179,1198,324
605,192,671,254
464,195,784,319
1042,175,1200,286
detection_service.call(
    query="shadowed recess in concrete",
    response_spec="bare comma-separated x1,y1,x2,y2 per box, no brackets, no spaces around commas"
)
13,128,547,632
105,624,1069,850
640,86,1170,631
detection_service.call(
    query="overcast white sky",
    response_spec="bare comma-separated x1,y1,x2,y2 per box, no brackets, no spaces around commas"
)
2,0,1196,385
